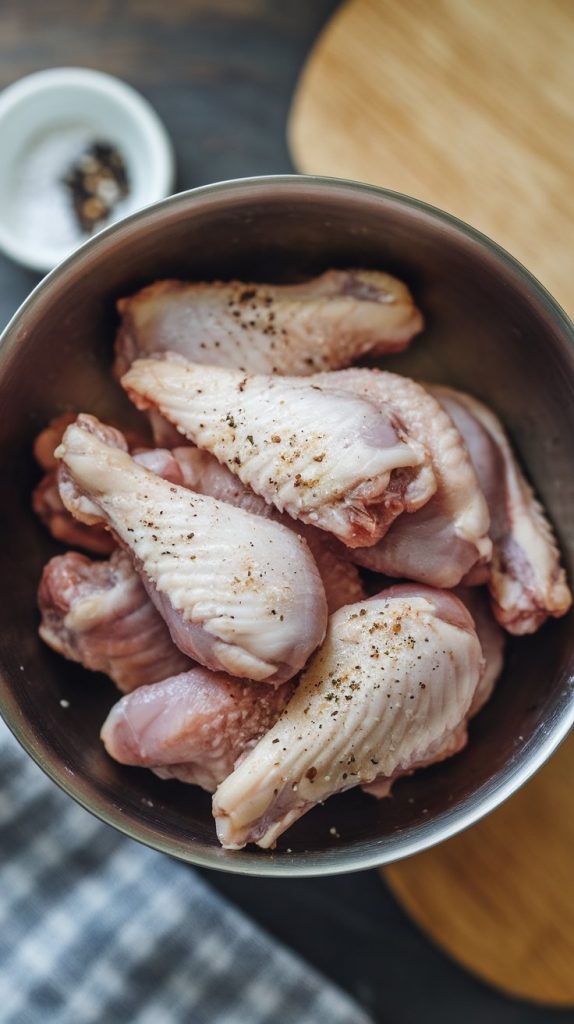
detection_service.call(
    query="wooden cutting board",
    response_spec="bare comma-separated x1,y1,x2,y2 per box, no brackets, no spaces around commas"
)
289,0,574,318
385,740,574,1006
289,0,574,1006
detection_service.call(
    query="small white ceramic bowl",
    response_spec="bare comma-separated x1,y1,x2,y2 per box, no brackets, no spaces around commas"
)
0,67,175,274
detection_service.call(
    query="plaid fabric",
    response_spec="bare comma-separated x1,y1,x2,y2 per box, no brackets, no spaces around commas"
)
0,720,372,1024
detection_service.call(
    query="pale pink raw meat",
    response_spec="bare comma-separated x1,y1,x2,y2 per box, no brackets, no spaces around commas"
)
122,358,436,548
213,584,482,849
38,549,191,692
138,446,366,613
114,269,424,380
363,584,505,797
101,669,293,793
318,370,491,587
55,415,327,684
432,385,572,633
455,587,505,715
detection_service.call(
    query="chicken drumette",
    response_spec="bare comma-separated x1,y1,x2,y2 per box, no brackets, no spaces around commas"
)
55,415,327,684
101,669,293,794
213,585,483,849
122,358,436,547
433,385,572,633
114,269,424,380
39,550,192,692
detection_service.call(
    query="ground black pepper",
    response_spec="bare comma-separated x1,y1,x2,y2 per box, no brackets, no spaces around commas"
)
63,141,129,233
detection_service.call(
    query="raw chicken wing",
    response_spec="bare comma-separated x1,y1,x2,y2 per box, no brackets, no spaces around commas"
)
141,446,366,612
114,270,424,378
433,386,572,633
319,370,491,587
101,670,292,793
38,550,191,692
55,415,327,683
213,585,482,849
122,358,436,547
362,586,504,798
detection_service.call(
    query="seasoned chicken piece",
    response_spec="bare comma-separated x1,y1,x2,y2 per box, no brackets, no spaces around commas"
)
455,587,505,715
55,415,327,684
212,585,482,849
101,670,293,793
432,386,572,634
38,550,191,692
137,446,366,613
318,370,491,587
114,270,424,379
122,359,436,548
363,585,506,799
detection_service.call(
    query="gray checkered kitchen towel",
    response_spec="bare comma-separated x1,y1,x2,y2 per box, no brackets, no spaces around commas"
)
0,720,372,1024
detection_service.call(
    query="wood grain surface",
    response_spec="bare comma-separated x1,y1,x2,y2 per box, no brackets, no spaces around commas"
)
289,0,574,316
289,0,574,1006
386,737,574,1006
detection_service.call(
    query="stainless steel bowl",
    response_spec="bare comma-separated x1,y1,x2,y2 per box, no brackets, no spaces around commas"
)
1,176,573,877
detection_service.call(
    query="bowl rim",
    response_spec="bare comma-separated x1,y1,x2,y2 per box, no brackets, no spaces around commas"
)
1,173,573,877
0,66,175,274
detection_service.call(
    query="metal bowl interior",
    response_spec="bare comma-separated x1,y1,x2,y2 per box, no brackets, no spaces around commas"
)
0,176,573,877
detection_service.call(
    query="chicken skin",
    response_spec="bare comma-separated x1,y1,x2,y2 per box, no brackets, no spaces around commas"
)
101,670,293,793
213,585,482,849
122,358,436,548
114,269,424,379
33,424,363,607
362,584,505,799
455,587,505,715
140,446,366,613
33,415,115,554
319,370,491,587
432,386,572,633
55,415,327,683
38,550,191,692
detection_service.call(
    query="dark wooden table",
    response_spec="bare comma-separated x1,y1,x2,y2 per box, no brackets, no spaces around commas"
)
1,4,571,1023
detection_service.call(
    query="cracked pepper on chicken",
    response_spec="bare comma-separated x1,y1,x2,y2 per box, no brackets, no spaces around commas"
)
141,445,366,613
213,586,483,849
121,357,436,547
114,270,424,379
55,414,328,684
32,266,571,851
